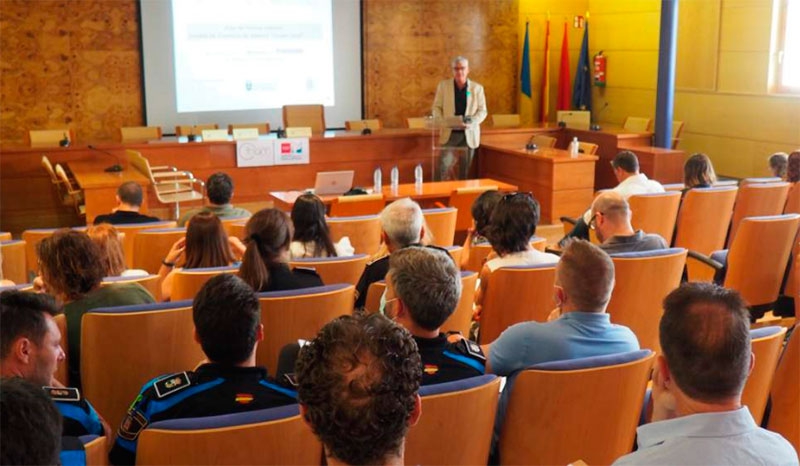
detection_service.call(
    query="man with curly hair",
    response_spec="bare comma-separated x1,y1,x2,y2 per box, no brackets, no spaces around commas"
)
296,314,422,466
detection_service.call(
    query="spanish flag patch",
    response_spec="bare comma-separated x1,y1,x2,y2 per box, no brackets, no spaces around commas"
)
235,393,254,404
423,364,439,375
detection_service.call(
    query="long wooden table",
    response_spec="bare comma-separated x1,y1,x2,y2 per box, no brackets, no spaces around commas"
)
68,160,151,223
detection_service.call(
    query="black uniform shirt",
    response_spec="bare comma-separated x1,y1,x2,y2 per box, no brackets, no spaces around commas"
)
93,210,161,225
414,334,486,385
354,255,390,309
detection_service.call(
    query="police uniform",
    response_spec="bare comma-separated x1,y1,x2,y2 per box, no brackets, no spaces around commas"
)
45,386,104,437
414,334,486,385
108,363,297,465
60,437,88,466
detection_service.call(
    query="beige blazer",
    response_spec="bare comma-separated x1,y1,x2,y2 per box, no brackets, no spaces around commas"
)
431,79,488,149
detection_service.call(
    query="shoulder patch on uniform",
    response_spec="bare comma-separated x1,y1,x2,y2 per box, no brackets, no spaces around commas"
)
117,409,148,441
456,339,486,362
154,372,191,399
45,386,81,402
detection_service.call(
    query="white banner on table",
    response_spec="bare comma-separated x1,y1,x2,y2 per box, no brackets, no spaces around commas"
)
236,140,275,167
274,138,310,165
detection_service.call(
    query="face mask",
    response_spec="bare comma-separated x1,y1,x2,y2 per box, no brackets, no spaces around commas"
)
379,289,387,315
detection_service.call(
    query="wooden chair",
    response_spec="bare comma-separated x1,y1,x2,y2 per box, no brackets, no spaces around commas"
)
55,164,86,217
446,185,500,232
422,207,457,247
622,117,652,133
463,237,547,273
41,155,60,185
220,215,251,237
531,135,557,148
126,149,205,219
101,274,162,302
171,266,239,302
445,245,463,266
499,350,654,465
480,264,557,344
406,375,500,465
132,228,186,274
0,232,10,241
227,123,270,135
257,284,355,375
768,327,800,452
0,240,26,284
328,215,382,256
606,248,687,353
282,104,326,134
577,141,599,155
21,228,60,278
114,221,178,269
175,124,218,136
345,119,383,131
137,405,322,465
741,177,784,186
784,182,800,214
82,435,108,466
289,254,369,286
671,120,685,149
81,300,205,432
329,193,385,217
674,186,738,281
227,221,248,241
491,114,521,128
406,117,428,129
628,191,682,244
728,182,790,247
119,126,162,142
54,314,68,386
27,129,74,147
741,326,787,424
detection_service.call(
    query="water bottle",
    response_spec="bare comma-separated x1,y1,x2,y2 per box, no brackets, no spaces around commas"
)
373,167,382,193
390,166,399,191
569,137,579,158
414,164,423,192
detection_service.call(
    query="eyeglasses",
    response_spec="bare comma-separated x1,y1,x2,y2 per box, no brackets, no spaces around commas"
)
588,211,604,230
452,66,467,71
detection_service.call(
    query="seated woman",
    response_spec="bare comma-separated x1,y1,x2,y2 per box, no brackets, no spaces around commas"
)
240,208,323,292
769,152,789,180
159,212,237,300
289,193,353,258
460,189,502,269
784,151,800,214
86,224,148,278
682,153,717,193
36,229,154,387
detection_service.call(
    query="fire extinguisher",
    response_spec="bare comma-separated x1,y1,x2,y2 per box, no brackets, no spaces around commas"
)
593,51,606,87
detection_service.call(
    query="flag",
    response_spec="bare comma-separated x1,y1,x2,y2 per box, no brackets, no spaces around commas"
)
539,19,551,123
519,22,533,125
572,21,592,111
557,22,571,110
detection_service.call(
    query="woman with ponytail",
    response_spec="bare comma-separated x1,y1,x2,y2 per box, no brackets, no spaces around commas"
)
240,208,323,292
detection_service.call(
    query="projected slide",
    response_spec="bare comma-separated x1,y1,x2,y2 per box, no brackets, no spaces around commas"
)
172,0,334,113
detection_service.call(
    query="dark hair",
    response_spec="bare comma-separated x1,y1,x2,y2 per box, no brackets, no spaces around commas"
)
787,151,800,183
183,212,234,269
240,209,293,291
291,194,337,257
0,291,61,359
0,377,62,466
471,190,503,237
296,314,421,465
770,152,789,179
683,153,717,188
557,239,615,311
611,150,639,173
206,172,234,205
660,282,752,402
117,181,144,206
37,230,104,301
193,274,261,365
486,193,540,256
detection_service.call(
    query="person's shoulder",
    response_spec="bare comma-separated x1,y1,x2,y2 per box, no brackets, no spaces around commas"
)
291,267,323,286
469,79,485,90
116,371,197,441
45,386,94,412
99,282,156,304
444,338,487,368
93,213,112,224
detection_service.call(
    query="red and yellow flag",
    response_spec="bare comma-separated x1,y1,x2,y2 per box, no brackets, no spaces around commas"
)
540,18,551,123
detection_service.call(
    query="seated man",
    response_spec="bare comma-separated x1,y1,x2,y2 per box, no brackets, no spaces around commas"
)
296,314,422,466
0,377,62,466
178,172,251,227
386,245,485,384
0,290,107,439
354,197,425,309
481,240,639,453
94,181,160,225
563,150,664,242
614,283,798,464
109,274,297,465
590,191,668,253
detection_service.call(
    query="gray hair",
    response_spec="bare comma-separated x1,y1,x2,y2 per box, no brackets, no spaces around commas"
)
389,246,462,331
380,198,423,248
451,56,469,68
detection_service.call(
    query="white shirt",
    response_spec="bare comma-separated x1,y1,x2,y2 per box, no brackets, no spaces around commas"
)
289,237,355,259
486,249,559,272
583,173,665,223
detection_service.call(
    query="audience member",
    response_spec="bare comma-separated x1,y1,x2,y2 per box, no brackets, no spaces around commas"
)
614,283,798,465
109,274,297,465
93,182,160,225
296,313,422,466
481,240,639,456
769,152,789,180
239,208,323,292
787,150,800,183
289,193,354,258
683,153,717,191
590,191,668,253
86,224,148,278
0,250,14,287
563,151,664,242
159,212,237,300
0,290,107,438
178,172,251,227
460,189,503,269
354,198,425,309
36,230,154,387
0,377,62,466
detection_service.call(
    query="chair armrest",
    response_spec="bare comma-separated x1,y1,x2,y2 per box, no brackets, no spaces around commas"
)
151,166,177,172
687,250,724,270
152,170,194,179
560,216,578,226
154,179,203,188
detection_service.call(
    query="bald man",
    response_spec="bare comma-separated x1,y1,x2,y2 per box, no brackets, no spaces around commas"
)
589,191,668,254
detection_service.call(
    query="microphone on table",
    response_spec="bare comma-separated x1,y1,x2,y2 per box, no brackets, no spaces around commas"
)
59,133,71,147
591,102,610,131
88,145,123,173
